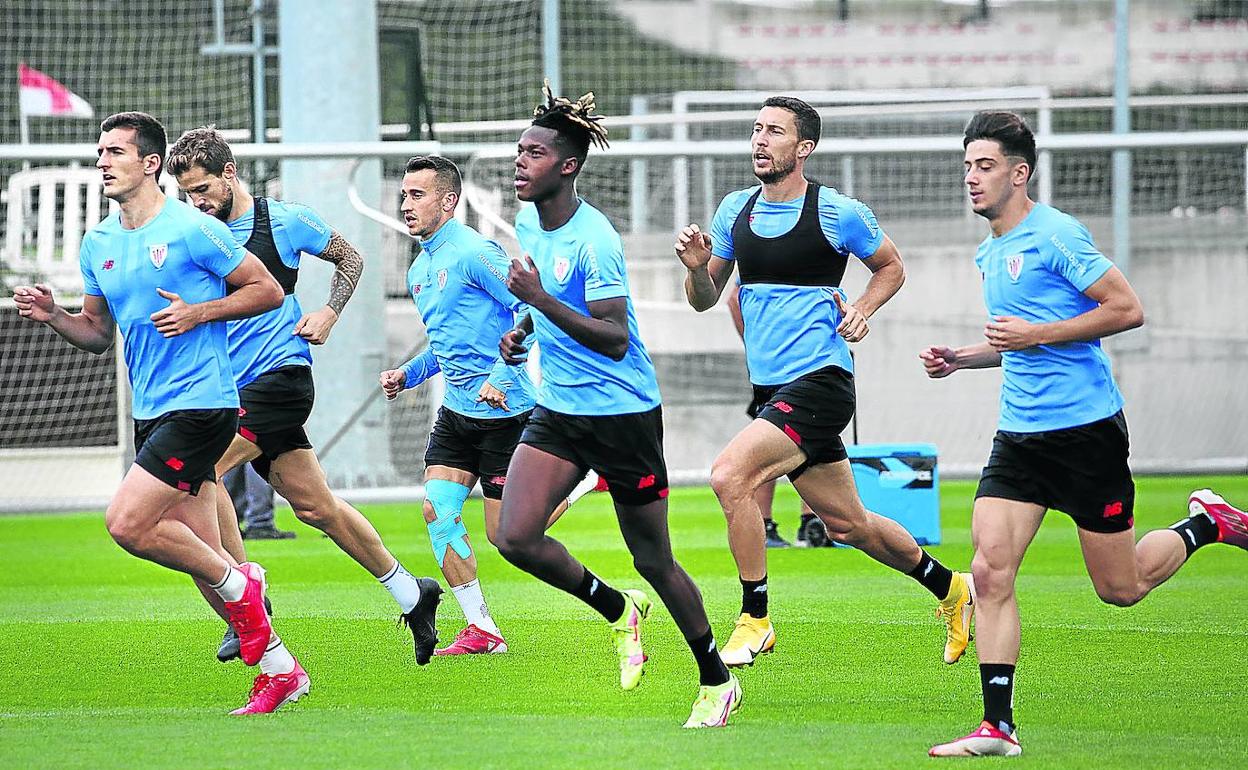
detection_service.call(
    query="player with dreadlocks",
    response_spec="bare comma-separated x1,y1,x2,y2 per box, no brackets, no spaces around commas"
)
494,83,742,728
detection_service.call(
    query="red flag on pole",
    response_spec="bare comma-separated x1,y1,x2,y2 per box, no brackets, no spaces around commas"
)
18,62,94,118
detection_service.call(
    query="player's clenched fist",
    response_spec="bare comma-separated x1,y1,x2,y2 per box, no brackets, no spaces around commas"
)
12,284,56,323
499,326,529,366
674,223,713,270
379,369,407,400
293,306,339,345
919,345,959,378
506,255,546,305
833,291,869,343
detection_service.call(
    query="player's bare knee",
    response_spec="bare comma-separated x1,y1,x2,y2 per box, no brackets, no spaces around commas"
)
494,531,533,567
816,509,859,543
631,553,672,583
1094,583,1142,607
105,507,145,552
292,504,332,529
708,458,751,505
971,552,1016,601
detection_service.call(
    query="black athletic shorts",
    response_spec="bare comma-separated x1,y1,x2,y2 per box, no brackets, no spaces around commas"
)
134,408,237,495
975,410,1135,534
752,364,856,480
520,405,668,506
746,390,767,420
425,407,531,499
237,365,315,479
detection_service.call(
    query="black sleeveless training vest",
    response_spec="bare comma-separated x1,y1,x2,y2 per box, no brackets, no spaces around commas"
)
230,196,298,295
730,183,847,288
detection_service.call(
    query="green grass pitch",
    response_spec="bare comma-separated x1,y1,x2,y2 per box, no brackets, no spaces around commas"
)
1,476,1246,769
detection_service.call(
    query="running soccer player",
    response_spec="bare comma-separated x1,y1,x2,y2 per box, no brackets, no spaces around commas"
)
166,127,442,682
12,111,295,713
379,154,594,656
493,83,740,729
923,111,1248,758
725,282,815,549
676,96,972,669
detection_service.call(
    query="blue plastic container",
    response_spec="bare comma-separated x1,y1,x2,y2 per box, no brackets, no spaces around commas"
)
846,443,941,545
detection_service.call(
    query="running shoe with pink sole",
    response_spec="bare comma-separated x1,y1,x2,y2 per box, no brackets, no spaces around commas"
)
434,624,508,655
1189,489,1248,549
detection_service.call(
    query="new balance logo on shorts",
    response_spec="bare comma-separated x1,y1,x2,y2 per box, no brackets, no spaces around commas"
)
490,475,506,487
1103,501,1124,518
638,474,656,489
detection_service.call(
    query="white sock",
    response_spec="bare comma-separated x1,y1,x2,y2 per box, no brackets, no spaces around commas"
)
379,560,423,614
210,566,247,603
259,635,296,676
451,579,500,636
566,472,600,508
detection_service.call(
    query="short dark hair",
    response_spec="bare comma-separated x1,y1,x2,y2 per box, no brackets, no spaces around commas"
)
100,111,167,181
531,80,609,172
762,96,821,146
963,111,1037,180
167,125,235,178
404,155,462,197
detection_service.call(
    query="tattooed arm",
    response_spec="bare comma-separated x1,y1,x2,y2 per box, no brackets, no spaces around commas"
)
292,231,365,345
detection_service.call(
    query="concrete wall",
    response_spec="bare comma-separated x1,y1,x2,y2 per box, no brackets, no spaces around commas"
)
616,214,1248,478
616,1,1248,94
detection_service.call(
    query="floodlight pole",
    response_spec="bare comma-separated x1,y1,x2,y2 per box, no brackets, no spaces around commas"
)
1112,0,1131,274
543,0,561,95
278,0,394,487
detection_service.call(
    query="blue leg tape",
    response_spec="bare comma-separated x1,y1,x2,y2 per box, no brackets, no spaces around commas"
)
425,478,472,566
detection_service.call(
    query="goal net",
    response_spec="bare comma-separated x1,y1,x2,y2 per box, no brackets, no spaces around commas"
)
3,0,1247,512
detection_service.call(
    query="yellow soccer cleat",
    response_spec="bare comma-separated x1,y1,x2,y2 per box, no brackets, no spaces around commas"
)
936,572,975,664
610,589,652,690
683,674,743,729
719,613,775,667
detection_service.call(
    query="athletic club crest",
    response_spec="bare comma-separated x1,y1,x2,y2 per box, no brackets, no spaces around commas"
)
553,256,571,283
411,283,422,298
148,244,168,270
1006,253,1024,282
437,268,448,290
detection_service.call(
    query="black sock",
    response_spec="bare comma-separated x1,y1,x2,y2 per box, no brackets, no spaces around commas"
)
1170,513,1220,559
571,568,626,622
907,550,954,600
740,576,768,619
688,628,730,686
980,663,1016,733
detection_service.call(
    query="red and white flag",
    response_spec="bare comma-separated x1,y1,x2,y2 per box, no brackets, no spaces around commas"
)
18,62,93,119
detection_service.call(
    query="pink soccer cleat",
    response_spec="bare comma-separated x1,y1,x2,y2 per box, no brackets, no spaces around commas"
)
1189,489,1248,550
230,658,310,715
223,562,272,666
433,624,508,656
929,721,1022,757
